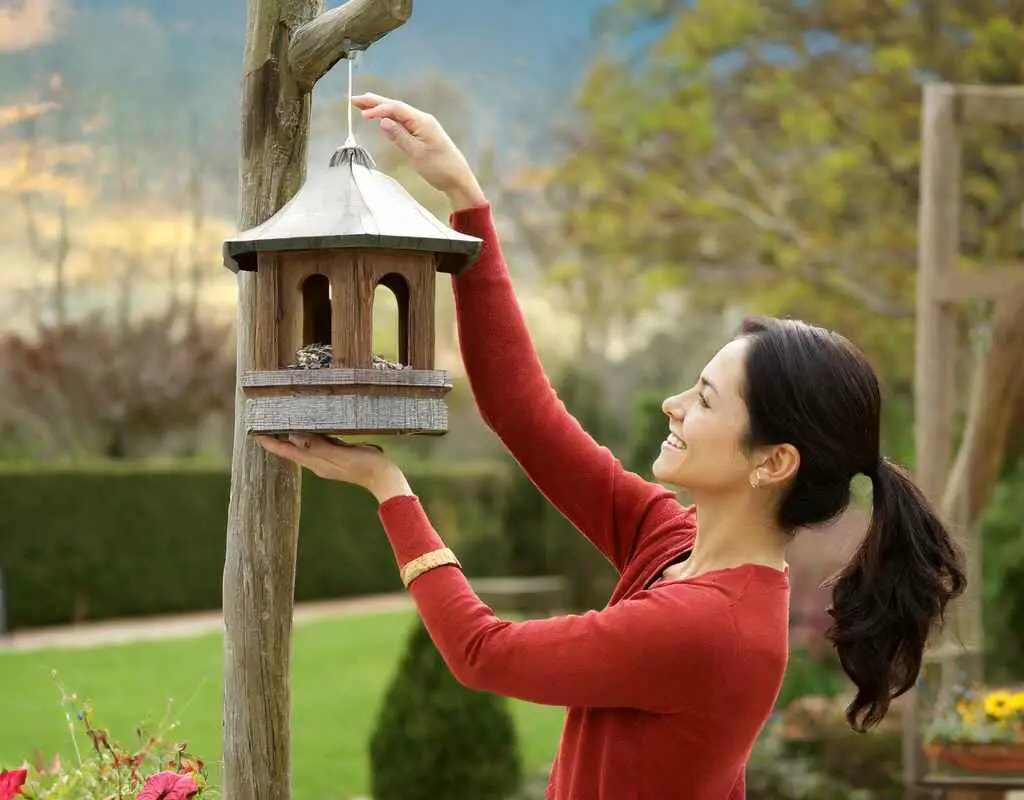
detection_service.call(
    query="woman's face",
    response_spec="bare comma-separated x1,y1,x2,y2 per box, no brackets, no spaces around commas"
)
652,337,758,492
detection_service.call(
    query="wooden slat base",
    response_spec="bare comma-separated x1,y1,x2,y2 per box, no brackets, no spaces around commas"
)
244,394,449,435
240,367,453,435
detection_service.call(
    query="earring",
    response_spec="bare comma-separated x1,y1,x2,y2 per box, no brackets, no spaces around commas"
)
749,471,761,489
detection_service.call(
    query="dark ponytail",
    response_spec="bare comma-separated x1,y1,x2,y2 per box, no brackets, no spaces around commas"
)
825,458,966,731
738,316,967,732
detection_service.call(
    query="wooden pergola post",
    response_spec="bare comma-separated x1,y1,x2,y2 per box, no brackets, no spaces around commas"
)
908,82,1024,800
222,2,411,799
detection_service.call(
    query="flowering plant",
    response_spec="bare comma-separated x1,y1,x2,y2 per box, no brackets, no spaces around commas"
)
925,684,1024,745
0,769,28,800
1,675,214,800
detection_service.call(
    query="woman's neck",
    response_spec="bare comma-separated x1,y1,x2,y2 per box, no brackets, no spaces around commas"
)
669,497,789,580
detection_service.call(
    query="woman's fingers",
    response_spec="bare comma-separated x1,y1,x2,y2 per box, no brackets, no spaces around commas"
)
276,433,386,463
286,433,357,461
256,436,311,460
256,434,297,456
351,92,390,109
379,117,422,156
323,437,385,454
257,434,393,491
357,98,422,128
265,438,341,481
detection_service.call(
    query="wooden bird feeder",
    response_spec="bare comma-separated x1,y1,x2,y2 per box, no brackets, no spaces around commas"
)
222,143,482,436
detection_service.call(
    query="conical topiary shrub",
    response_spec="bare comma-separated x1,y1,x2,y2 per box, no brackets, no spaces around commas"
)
369,619,524,800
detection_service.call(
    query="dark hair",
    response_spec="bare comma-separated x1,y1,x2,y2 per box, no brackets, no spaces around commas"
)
738,316,966,732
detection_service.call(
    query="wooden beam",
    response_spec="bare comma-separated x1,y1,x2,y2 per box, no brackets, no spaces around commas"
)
935,263,1024,301
222,1,321,798
290,0,413,86
915,83,962,506
938,290,1024,684
908,82,962,794
956,84,1024,126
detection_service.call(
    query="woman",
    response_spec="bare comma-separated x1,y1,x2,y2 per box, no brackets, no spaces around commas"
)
258,94,967,799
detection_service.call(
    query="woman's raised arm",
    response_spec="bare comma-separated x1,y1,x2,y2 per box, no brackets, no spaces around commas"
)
450,205,678,570
354,93,680,570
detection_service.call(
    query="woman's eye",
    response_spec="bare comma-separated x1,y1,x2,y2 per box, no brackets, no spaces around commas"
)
698,393,710,408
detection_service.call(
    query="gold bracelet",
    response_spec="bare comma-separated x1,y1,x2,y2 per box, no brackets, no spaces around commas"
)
400,547,462,588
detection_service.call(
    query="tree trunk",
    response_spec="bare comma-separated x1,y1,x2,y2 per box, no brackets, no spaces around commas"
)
224,2,412,795
53,200,69,327
222,1,320,799
187,153,205,331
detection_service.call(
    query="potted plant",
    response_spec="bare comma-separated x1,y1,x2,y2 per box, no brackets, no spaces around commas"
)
925,684,1024,773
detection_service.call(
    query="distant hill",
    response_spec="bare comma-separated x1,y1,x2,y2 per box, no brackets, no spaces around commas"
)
1,0,615,228
3,0,611,159
0,0,616,328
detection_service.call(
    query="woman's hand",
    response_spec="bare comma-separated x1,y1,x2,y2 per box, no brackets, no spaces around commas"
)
352,92,488,211
256,434,413,503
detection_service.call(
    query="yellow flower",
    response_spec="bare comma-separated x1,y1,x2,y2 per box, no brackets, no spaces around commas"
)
984,690,1015,720
956,698,979,725
1010,692,1024,713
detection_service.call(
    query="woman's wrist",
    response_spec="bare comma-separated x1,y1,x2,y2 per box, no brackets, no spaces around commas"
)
370,466,414,504
444,176,488,212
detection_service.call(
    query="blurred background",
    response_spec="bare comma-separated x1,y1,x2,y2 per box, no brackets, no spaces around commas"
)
1,1,1023,798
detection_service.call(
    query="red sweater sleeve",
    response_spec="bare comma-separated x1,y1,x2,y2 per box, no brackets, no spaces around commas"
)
450,205,678,571
380,495,732,713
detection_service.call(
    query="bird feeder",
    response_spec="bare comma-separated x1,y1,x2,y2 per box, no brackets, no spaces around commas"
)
222,143,482,436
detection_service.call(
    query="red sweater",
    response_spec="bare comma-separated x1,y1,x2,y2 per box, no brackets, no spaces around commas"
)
377,205,791,799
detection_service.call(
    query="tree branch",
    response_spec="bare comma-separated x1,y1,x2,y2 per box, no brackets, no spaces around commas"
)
289,0,412,87
812,96,921,205
690,169,913,317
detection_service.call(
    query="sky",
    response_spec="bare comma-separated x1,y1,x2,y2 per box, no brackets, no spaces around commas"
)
0,0,621,327
5,0,616,139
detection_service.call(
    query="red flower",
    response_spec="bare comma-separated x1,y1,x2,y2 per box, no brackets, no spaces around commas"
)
0,769,27,800
136,772,199,800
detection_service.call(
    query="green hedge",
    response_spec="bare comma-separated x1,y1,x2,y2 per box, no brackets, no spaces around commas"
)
369,620,523,800
0,461,510,630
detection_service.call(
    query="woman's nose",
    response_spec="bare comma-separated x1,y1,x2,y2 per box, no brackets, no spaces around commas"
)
662,393,685,419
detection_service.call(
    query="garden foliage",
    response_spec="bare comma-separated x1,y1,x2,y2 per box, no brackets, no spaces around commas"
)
369,621,523,800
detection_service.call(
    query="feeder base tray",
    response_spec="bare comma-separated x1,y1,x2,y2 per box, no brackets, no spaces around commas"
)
240,367,452,436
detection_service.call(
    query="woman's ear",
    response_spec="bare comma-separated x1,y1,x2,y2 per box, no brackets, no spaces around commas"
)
752,444,800,488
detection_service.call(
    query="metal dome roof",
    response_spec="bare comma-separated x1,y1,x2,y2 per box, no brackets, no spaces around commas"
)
222,144,483,275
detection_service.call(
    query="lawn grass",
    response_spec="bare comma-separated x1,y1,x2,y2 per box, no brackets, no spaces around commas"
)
0,609,565,799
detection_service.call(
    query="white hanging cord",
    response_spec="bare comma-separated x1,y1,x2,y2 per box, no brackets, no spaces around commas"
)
344,53,358,147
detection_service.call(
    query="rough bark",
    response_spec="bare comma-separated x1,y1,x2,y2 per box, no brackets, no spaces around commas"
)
222,1,320,799
224,2,413,798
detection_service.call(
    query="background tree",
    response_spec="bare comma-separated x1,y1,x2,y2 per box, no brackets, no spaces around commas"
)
552,0,1024,377
0,307,234,458
553,0,1024,679
0,73,94,328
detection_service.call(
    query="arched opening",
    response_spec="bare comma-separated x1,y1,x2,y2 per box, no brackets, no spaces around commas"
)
374,273,410,366
301,274,332,346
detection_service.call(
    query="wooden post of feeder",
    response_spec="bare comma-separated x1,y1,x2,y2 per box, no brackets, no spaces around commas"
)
223,3,411,800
